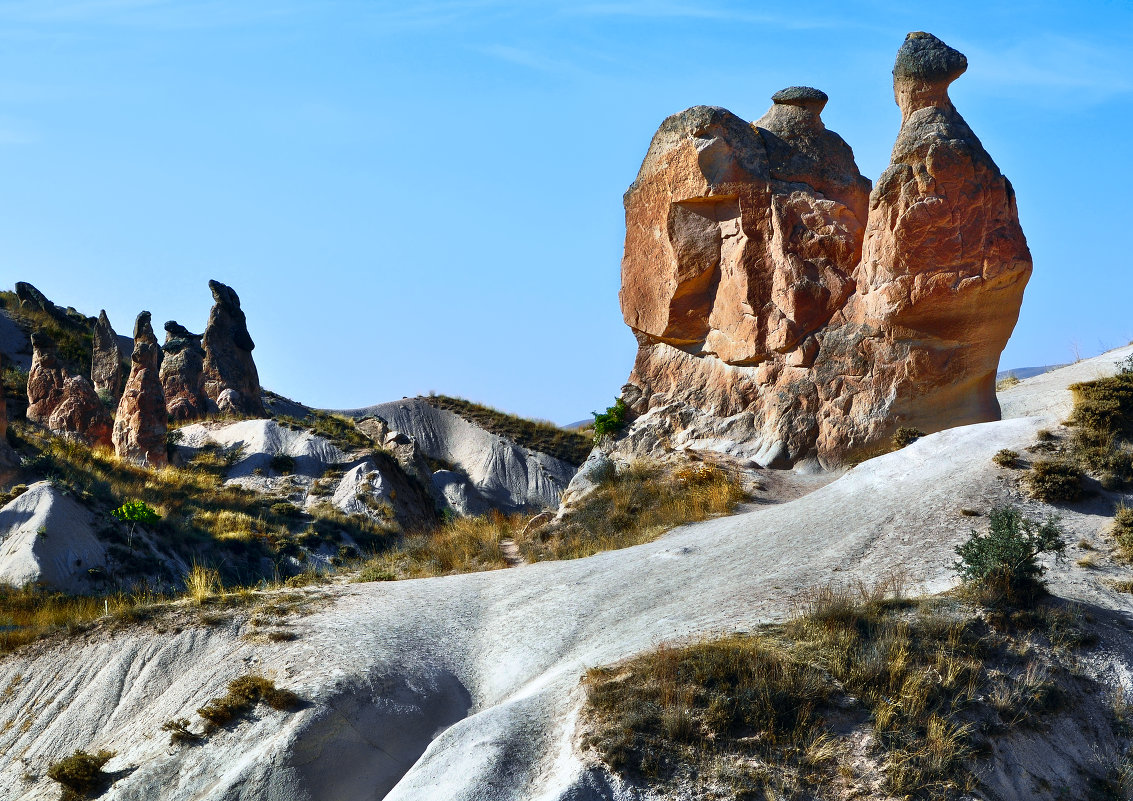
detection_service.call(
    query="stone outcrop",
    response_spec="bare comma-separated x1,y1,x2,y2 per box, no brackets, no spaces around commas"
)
113,312,168,467
14,281,57,316
91,310,125,403
201,280,264,417
161,321,208,421
26,332,113,447
618,32,1031,467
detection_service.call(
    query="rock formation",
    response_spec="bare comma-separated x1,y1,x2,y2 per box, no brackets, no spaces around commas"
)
113,312,168,467
91,310,125,403
201,280,265,417
26,332,113,447
161,321,208,421
618,32,1031,467
14,281,57,316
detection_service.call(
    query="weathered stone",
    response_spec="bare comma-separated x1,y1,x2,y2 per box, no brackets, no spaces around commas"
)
26,332,112,447
91,310,125,404
616,33,1031,467
201,280,264,417
161,321,208,421
14,281,57,315
113,312,168,467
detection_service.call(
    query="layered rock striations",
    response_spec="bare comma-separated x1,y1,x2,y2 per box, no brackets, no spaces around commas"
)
113,312,168,467
201,280,264,417
161,321,208,421
91,310,125,403
618,32,1031,467
26,333,113,448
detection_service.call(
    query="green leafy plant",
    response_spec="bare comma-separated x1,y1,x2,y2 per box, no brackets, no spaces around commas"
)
592,398,628,443
954,505,1066,603
110,499,161,549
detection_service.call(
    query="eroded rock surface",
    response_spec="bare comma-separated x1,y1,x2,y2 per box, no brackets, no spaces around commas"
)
201,280,265,416
91,310,125,403
161,321,208,421
619,32,1031,467
26,332,113,447
113,312,168,467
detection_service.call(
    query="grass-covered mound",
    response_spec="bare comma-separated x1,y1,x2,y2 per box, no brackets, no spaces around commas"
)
424,394,592,466
583,583,1104,800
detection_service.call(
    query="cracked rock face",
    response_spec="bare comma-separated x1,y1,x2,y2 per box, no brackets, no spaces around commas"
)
161,321,208,422
113,312,168,467
201,280,265,417
91,310,124,404
26,332,113,448
618,32,1031,467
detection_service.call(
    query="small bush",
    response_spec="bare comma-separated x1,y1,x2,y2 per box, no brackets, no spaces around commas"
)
892,427,926,448
1024,459,1083,503
1112,505,1133,559
269,452,295,474
592,398,628,443
954,505,1065,604
162,717,203,745
46,749,115,797
993,449,1020,468
197,675,300,729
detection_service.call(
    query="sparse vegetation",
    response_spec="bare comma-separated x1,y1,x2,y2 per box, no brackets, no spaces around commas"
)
993,449,1020,468
591,398,628,444
516,461,746,562
583,581,1096,799
162,717,204,745
953,506,1065,605
196,674,300,730
0,584,166,655
357,512,519,581
996,374,1020,391
423,394,592,465
1111,505,1133,559
269,452,296,474
0,290,95,373
892,427,926,448
275,409,374,452
185,563,221,605
46,749,115,799
1024,458,1083,503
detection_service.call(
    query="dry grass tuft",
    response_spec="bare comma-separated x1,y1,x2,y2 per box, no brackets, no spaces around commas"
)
196,674,300,730
516,461,746,562
1112,505,1133,559
356,511,519,581
0,584,166,655
185,563,221,605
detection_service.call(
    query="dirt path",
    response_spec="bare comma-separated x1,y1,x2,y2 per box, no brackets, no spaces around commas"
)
499,537,526,567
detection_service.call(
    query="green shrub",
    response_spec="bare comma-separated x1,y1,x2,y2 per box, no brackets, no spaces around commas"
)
954,505,1065,603
47,749,115,797
1024,459,1083,503
197,675,300,729
892,427,925,448
592,399,628,443
993,449,1020,468
269,452,296,474
110,499,161,548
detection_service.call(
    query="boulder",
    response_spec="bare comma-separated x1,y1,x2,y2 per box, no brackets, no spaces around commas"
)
113,312,168,467
0,480,106,591
201,280,265,417
91,310,125,403
13,281,57,316
558,449,615,510
617,33,1031,467
26,332,112,447
161,321,208,421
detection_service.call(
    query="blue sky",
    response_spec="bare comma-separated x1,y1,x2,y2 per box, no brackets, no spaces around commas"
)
0,1,1129,424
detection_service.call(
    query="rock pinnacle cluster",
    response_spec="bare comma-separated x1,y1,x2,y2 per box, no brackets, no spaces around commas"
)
617,32,1031,467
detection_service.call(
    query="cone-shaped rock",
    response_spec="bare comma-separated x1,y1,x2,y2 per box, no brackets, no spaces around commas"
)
616,33,1030,468
113,312,168,467
201,280,264,417
161,321,208,422
91,310,125,403
27,332,112,447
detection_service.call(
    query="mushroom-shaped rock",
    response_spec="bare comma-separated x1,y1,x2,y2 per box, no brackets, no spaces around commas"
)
161,321,208,421
91,310,125,404
616,32,1030,468
27,332,112,447
201,280,265,417
113,312,168,467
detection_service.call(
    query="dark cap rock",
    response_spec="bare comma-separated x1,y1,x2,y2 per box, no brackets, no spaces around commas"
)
771,86,828,113
894,31,967,84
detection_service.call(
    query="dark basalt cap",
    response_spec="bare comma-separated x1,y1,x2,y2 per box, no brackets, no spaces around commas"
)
771,86,828,113
894,31,967,84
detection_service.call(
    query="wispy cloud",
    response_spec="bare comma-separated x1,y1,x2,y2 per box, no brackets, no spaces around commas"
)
474,43,585,75
962,33,1133,103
